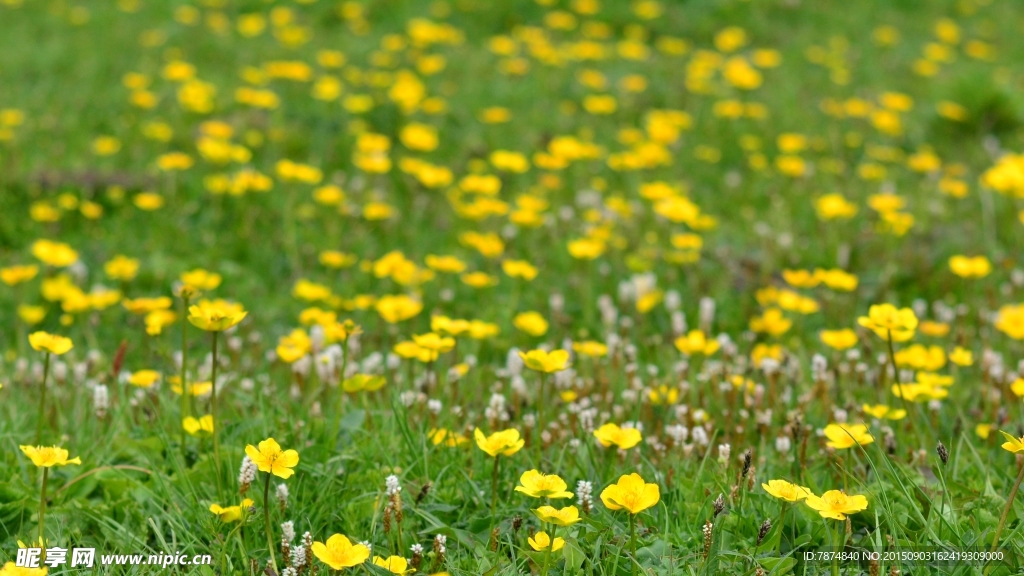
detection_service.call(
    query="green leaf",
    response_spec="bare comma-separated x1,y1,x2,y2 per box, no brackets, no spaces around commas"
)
338,409,366,433
563,539,586,571
759,556,796,574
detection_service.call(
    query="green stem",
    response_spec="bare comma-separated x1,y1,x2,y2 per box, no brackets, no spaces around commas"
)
536,372,547,465
180,295,190,452
540,525,557,576
211,331,222,497
330,338,349,448
490,456,500,517
775,502,789,553
990,460,1024,552
35,353,51,445
886,330,920,444
263,473,278,572
39,467,48,562
831,520,844,576
629,514,637,576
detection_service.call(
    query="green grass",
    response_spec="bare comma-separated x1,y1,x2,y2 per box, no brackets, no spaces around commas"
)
2,0,1024,574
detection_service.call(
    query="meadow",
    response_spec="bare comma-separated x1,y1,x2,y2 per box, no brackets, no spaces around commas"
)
2,0,1024,574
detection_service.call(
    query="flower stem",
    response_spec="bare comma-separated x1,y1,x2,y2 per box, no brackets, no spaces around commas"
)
536,373,547,464
831,521,841,576
629,513,638,576
990,460,1024,552
885,330,920,444
263,473,278,572
331,337,350,447
35,352,51,445
211,330,222,497
775,503,789,553
540,525,557,576
180,295,190,453
39,467,48,563
490,456,500,517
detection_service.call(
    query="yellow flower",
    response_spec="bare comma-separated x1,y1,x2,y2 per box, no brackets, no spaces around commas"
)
673,330,719,355
128,370,161,388
949,346,973,366
183,415,215,435
515,470,573,499
342,374,387,393
393,341,432,363
31,239,79,267
593,423,642,450
502,259,538,281
425,255,467,273
533,505,581,526
1,562,48,576
410,333,455,361
28,332,73,355
468,320,500,339
572,341,608,357
513,311,549,336
123,296,174,314
761,479,813,502
17,305,46,326
814,193,858,220
891,382,947,402
995,304,1024,340
473,428,524,457
567,237,606,259
372,556,410,574
999,431,1024,453
648,384,679,405
815,268,859,291
209,498,252,522
519,349,570,373
19,445,81,467
311,534,370,570
170,378,212,396
804,490,868,520
782,269,820,289
104,255,140,281
820,329,858,351
461,271,498,288
187,299,247,331
861,404,906,420
600,473,660,514
181,268,222,291
857,304,918,342
750,308,792,336
976,424,993,439
244,437,300,479
0,264,39,285
375,294,423,324
134,192,165,211
1011,379,1024,397
823,423,874,449
528,531,564,552
948,255,991,279
428,428,469,447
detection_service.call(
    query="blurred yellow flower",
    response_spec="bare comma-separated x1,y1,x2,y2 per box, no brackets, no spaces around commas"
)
805,490,868,520
593,423,642,449
519,349,569,373
600,473,660,514
823,423,874,449
473,428,524,457
761,479,812,502
19,445,81,467
28,332,73,355
244,437,299,479
857,304,917,342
